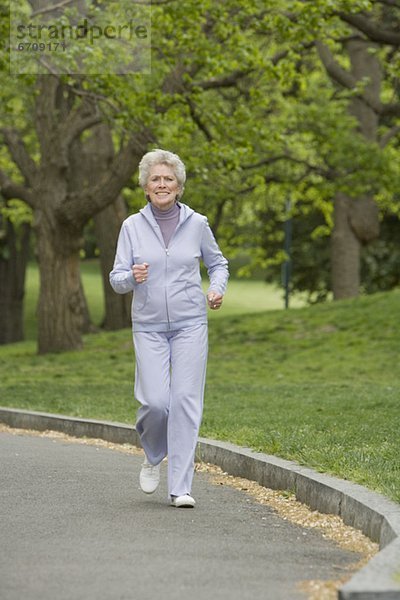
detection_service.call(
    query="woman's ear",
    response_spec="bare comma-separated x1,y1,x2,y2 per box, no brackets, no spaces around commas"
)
146,194,151,202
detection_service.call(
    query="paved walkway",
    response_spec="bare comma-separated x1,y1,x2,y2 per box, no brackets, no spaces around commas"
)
1,431,361,600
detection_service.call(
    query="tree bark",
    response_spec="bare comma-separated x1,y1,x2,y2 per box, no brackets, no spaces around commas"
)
84,124,132,330
326,37,381,299
331,193,361,299
94,198,132,330
34,207,85,354
66,137,95,336
0,219,31,344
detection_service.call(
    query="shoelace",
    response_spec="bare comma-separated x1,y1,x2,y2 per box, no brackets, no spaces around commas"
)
143,463,158,475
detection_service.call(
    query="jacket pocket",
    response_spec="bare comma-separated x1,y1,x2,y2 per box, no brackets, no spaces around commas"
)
184,282,205,306
133,285,148,311
133,285,168,323
167,283,206,322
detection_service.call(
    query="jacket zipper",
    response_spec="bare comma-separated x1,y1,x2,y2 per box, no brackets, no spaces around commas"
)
162,219,186,330
164,247,171,329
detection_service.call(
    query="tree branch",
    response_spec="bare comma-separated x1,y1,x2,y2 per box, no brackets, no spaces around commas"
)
119,0,178,4
32,0,177,13
376,0,400,6
315,41,383,113
243,153,335,180
380,102,400,117
31,0,177,12
31,0,75,18
243,155,292,169
338,11,400,46
185,98,213,142
210,198,228,235
315,41,358,89
0,169,35,207
64,84,120,113
1,128,38,186
59,127,155,226
195,69,253,90
380,125,400,146
61,99,103,147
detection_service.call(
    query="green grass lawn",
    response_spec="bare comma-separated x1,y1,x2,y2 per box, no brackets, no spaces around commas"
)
2,261,400,503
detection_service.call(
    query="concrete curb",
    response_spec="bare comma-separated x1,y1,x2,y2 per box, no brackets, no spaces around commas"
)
1,407,399,599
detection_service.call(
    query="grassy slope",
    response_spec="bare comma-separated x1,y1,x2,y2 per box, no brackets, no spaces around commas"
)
205,290,400,502
1,262,399,502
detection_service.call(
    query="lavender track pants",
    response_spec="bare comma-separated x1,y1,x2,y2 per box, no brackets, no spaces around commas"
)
133,324,208,497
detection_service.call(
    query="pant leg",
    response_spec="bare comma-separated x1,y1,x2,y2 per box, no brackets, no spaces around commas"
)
168,324,208,497
133,331,171,466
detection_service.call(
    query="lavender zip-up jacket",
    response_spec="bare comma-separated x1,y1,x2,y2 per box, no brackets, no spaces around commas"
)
109,202,229,332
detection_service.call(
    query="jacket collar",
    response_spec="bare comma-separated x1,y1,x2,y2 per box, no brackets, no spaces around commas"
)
139,201,194,227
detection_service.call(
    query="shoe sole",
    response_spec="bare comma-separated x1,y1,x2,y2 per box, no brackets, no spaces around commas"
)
171,499,196,508
140,486,159,494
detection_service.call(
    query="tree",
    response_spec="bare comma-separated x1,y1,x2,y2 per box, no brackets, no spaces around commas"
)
64,121,132,331
0,199,31,343
283,0,400,299
4,76,152,353
1,0,274,352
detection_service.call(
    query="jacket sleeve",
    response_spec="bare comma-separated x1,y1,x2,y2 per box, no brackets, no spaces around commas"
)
200,219,229,296
109,221,136,294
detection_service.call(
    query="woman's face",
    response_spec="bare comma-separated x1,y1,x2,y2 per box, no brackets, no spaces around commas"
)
145,163,180,211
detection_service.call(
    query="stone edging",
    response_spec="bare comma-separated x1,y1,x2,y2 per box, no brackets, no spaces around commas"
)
1,407,399,599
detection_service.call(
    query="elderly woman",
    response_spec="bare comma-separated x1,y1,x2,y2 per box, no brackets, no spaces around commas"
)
109,149,229,508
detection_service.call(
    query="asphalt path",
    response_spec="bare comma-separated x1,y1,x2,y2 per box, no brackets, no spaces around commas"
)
0,431,360,600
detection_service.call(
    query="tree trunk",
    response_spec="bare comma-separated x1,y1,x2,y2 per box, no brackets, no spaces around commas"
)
330,38,381,299
67,137,95,336
86,124,131,330
331,193,361,299
35,209,84,354
0,220,31,344
94,197,132,330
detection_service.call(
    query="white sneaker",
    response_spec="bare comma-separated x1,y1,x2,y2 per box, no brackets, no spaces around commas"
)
139,457,161,494
170,494,196,508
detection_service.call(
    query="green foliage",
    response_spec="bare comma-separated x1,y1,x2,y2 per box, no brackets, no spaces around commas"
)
1,0,400,305
0,198,32,260
1,199,32,227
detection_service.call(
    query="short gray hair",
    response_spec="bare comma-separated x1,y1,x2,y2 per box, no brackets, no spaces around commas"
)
138,149,186,192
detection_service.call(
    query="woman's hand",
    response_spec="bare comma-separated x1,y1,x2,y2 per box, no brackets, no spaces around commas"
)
207,291,223,310
132,263,149,284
